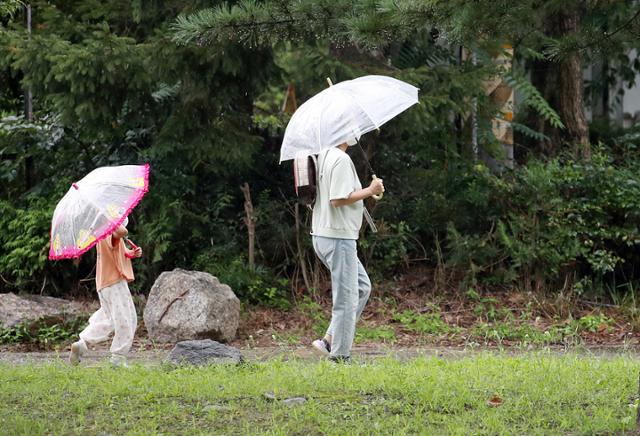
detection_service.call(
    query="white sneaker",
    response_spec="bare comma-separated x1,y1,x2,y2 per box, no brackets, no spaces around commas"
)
69,340,87,366
311,339,330,356
110,354,129,368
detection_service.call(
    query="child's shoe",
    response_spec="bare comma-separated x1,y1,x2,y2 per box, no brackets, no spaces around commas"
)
69,340,87,366
110,354,129,368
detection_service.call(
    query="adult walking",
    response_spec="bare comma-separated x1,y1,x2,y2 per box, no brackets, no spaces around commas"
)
310,139,384,362
279,75,419,361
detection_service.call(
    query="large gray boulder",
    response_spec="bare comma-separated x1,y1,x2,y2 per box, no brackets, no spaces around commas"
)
166,339,244,365
0,292,84,328
143,269,240,343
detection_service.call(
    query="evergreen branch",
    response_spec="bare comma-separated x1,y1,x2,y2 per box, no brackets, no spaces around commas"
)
171,0,349,47
0,0,23,18
512,121,549,142
579,7,640,52
505,73,564,130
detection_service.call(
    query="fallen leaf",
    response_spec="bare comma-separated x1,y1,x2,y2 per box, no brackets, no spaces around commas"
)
487,394,503,407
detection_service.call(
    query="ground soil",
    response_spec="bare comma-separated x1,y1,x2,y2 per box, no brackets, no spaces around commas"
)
2,266,639,358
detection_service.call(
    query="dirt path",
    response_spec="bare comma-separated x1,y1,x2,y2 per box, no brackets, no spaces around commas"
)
2,343,639,366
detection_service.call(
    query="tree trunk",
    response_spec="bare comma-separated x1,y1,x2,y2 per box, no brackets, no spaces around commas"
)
529,8,591,159
551,14,591,159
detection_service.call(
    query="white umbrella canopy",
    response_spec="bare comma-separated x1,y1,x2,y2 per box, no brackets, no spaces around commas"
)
279,75,419,162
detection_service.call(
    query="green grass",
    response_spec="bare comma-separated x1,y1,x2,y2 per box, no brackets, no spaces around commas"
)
1,353,639,434
355,324,396,343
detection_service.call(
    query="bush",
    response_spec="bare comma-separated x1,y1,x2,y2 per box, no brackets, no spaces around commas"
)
0,316,87,349
444,149,640,294
0,199,54,288
194,253,290,309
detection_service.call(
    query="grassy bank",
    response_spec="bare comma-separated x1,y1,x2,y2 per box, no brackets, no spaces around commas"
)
1,353,638,434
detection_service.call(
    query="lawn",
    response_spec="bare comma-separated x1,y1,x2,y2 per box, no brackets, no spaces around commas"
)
0,352,638,435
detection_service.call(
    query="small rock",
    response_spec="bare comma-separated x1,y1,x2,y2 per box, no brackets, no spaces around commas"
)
166,339,243,366
263,391,277,401
282,397,307,406
203,404,231,412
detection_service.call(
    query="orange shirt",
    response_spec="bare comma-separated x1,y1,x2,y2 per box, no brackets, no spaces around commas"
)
95,235,134,291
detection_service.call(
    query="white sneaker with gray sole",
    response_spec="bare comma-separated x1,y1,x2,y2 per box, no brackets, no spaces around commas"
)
311,339,330,356
110,354,129,368
69,340,87,366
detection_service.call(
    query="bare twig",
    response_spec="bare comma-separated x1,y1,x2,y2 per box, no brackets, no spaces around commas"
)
579,299,620,309
0,273,15,286
240,183,256,271
295,203,312,292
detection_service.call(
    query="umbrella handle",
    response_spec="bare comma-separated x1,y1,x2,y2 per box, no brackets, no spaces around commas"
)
124,237,139,259
371,175,384,201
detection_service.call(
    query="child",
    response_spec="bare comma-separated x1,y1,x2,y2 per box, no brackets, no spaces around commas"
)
69,217,142,367
310,139,384,362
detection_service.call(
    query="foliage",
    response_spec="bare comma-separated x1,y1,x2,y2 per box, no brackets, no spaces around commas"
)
393,309,458,335
195,255,291,309
297,296,329,336
505,73,565,130
0,1,23,18
0,316,86,348
0,199,54,288
0,0,284,306
443,149,640,293
355,324,396,343
2,0,640,307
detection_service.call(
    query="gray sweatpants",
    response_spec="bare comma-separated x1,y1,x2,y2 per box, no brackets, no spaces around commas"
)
312,236,371,358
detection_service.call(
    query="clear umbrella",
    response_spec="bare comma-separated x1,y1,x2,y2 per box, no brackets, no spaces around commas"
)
49,164,150,260
279,75,419,162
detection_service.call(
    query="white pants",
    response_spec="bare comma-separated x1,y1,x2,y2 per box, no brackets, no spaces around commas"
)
79,280,137,357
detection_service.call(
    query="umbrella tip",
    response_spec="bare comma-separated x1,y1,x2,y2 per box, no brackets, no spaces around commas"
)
326,77,333,87
72,183,79,190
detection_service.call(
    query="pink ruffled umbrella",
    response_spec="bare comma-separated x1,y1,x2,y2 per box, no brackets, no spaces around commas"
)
49,164,150,260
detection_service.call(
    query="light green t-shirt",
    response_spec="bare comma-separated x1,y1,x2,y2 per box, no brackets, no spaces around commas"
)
311,147,363,240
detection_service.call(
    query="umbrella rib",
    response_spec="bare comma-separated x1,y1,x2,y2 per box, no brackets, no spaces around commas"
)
86,180,140,189
69,194,78,252
73,185,116,229
316,92,325,154
344,89,381,130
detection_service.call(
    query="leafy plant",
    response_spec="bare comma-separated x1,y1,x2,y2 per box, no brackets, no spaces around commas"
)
0,316,87,348
393,309,458,336
297,296,329,337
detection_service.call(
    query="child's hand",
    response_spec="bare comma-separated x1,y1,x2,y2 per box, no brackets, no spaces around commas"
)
132,247,143,258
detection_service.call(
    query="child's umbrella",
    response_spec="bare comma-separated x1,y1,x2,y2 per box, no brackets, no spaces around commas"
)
48,164,150,260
